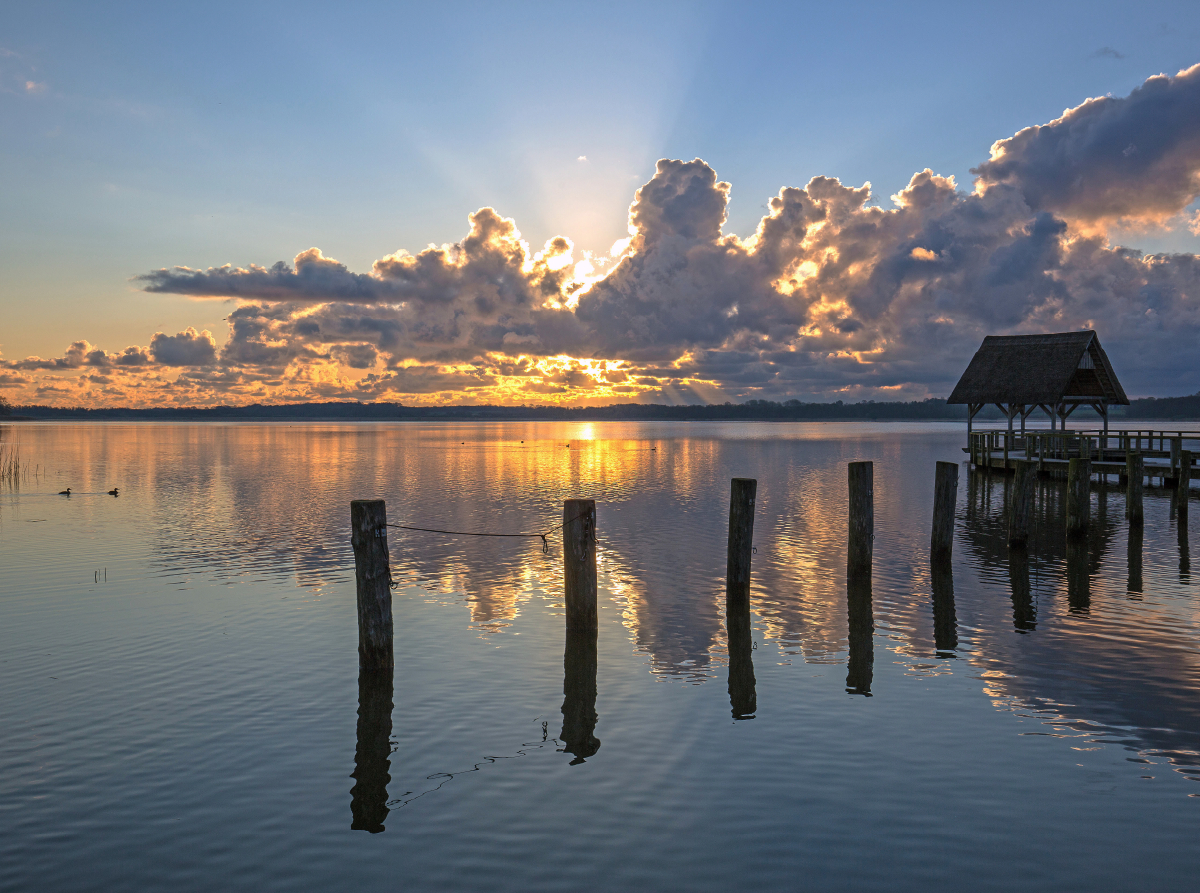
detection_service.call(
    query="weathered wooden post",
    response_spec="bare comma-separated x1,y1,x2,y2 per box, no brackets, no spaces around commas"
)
726,479,757,607
725,478,757,719
562,499,598,630
351,499,394,670
930,461,958,560
848,462,873,578
1126,451,1144,525
350,668,393,833
561,497,599,759
1008,460,1036,548
1177,450,1192,520
1066,458,1090,537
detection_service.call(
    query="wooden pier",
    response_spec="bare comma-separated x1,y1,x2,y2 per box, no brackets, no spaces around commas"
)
967,428,1198,486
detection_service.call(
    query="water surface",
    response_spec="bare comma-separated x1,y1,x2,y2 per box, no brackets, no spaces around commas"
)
1,421,1197,891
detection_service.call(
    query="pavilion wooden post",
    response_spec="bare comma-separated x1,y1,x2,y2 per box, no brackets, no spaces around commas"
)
930,461,958,561
350,500,394,670
563,499,597,631
1008,460,1036,548
848,462,873,578
1178,451,1192,520
1067,458,1090,538
1126,451,1144,526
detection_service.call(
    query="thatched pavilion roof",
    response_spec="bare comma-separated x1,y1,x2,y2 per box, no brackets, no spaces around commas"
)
947,331,1129,406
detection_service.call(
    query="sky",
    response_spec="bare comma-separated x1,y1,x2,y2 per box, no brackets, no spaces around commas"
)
3,0,1200,407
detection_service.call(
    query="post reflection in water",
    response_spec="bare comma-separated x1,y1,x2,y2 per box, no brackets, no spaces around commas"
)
350,668,393,833
1179,517,1191,584
560,629,600,763
930,558,957,656
726,604,757,720
1128,524,1144,595
1066,537,1090,613
845,574,873,696
1008,548,1036,631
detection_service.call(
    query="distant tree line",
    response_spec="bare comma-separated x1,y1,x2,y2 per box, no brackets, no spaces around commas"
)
4,393,1200,421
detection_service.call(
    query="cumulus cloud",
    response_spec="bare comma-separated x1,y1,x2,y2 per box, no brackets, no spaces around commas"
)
149,327,218,366
974,63,1200,225
11,65,1200,407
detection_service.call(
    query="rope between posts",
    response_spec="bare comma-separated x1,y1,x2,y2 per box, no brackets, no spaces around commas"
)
386,512,587,555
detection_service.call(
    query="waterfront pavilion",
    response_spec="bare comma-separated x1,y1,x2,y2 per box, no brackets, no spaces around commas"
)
947,331,1130,438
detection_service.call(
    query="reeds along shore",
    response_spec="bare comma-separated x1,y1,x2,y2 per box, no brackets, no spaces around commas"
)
0,442,43,487
1,442,20,486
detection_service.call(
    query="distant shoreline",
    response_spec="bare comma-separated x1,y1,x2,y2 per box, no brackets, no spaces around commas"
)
4,394,1200,423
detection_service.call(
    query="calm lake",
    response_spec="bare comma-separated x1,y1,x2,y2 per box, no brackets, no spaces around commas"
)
1,421,1198,891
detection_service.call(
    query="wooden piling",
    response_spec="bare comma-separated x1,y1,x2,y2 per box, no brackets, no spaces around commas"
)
725,478,758,717
726,479,757,605
1066,458,1090,537
848,462,873,577
1178,450,1192,520
563,499,597,631
930,461,958,560
350,499,394,670
1126,451,1144,525
1008,460,1035,549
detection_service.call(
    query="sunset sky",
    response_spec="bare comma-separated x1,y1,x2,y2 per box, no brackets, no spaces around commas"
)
3,0,1200,407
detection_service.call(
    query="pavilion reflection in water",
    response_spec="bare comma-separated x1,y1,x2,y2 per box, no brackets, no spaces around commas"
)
960,467,1200,782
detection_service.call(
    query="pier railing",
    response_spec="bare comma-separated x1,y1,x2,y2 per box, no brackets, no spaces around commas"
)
968,428,1200,479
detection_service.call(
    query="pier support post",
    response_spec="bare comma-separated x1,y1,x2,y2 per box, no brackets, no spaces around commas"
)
930,461,958,561
563,499,597,631
1126,452,1144,526
1008,460,1036,549
1178,451,1192,520
848,462,873,578
351,500,394,670
1067,458,1091,538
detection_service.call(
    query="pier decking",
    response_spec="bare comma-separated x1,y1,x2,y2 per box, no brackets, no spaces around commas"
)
967,428,1199,485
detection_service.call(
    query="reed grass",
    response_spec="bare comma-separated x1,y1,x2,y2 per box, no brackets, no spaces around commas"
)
0,441,40,488
0,442,19,487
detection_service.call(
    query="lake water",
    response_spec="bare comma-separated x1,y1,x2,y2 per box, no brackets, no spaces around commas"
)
1,421,1198,891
